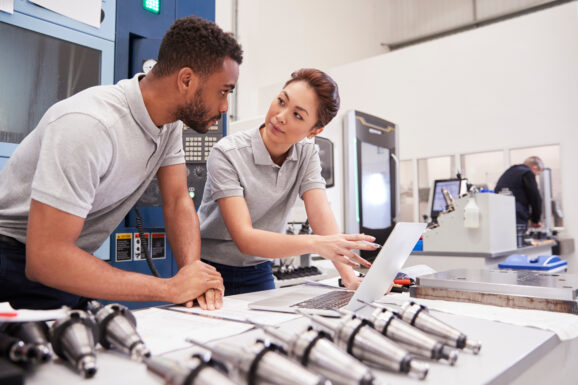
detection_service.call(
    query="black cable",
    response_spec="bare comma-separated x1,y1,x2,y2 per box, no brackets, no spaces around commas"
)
134,207,161,278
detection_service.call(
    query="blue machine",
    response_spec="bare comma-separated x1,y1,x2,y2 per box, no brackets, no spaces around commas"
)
498,254,568,272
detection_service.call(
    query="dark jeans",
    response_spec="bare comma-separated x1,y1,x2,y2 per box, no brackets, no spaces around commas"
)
203,259,275,296
0,236,86,310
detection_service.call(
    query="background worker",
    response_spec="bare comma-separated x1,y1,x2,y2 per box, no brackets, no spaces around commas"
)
494,156,544,232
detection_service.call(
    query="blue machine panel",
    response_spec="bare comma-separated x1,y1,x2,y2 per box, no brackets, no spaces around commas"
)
0,7,115,87
0,2,116,259
7,0,116,41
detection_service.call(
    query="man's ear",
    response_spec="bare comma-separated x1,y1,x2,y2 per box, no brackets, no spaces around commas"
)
308,127,324,139
176,67,199,94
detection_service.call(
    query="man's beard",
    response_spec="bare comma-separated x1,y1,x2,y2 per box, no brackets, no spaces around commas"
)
177,88,221,133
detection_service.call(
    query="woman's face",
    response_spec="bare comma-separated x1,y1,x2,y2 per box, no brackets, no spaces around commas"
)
263,80,322,147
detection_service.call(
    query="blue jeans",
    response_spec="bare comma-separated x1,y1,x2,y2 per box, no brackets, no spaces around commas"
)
0,236,87,310
203,260,275,296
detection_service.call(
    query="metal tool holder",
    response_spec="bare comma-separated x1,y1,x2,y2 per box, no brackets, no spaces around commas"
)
1,321,52,363
88,301,151,361
261,324,380,385
399,301,481,354
144,354,239,385
364,304,458,365
188,338,329,385
301,312,429,380
49,309,99,378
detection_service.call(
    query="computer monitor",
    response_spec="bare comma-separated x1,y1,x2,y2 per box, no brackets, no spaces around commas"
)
430,179,462,221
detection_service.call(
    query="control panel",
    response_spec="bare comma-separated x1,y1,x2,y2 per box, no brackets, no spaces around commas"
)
182,117,225,207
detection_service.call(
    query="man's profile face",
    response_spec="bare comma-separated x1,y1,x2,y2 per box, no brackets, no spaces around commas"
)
177,57,239,133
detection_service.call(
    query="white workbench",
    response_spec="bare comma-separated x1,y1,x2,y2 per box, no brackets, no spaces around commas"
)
21,284,578,385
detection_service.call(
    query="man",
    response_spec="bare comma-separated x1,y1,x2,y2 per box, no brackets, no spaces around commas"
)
494,156,544,230
0,16,242,310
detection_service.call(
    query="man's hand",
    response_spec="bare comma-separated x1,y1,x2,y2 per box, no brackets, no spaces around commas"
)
165,260,223,305
529,221,542,228
195,288,223,310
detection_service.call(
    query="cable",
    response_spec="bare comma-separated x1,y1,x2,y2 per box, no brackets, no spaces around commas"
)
134,207,161,278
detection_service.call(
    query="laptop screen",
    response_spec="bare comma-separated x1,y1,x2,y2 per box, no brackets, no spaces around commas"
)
345,222,427,312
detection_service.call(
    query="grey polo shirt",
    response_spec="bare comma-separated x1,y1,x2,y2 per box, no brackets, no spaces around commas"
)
0,74,184,254
198,127,326,266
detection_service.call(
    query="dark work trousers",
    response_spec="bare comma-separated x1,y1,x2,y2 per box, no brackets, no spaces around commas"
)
0,236,86,310
203,259,275,296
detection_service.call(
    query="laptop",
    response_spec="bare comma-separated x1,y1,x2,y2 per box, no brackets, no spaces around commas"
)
248,222,427,316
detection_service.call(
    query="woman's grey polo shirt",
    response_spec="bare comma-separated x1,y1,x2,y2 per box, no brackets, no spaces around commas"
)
198,127,326,267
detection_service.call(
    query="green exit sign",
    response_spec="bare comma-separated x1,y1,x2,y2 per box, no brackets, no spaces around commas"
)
143,0,160,14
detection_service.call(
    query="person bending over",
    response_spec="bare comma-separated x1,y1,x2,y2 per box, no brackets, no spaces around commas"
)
0,16,243,310
197,68,376,295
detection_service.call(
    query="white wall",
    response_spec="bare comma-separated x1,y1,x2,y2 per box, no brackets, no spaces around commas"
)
231,0,390,120
222,2,578,269
325,2,578,269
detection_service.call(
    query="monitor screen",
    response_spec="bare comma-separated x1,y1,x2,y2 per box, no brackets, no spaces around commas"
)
0,22,101,143
360,141,391,230
431,179,461,218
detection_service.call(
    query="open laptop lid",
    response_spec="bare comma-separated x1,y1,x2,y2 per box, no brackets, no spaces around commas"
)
344,222,427,312
248,222,426,315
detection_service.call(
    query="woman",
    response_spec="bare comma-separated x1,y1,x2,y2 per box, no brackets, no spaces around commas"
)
197,68,377,299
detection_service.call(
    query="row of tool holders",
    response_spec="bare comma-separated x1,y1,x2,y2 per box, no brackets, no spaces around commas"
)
1,299,481,385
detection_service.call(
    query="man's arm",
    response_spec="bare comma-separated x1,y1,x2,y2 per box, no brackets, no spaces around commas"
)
157,164,200,267
156,164,223,309
25,200,223,303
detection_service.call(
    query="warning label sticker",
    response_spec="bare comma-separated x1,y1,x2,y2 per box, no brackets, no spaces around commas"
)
151,233,166,260
115,233,132,262
134,232,150,261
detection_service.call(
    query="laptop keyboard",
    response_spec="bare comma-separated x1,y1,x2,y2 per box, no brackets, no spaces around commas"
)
290,290,355,310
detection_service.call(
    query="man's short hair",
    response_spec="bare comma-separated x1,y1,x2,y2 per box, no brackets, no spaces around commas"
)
524,156,544,171
152,16,243,78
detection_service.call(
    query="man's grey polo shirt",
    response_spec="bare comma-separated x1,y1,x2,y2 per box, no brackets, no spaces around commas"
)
0,74,184,253
198,127,326,267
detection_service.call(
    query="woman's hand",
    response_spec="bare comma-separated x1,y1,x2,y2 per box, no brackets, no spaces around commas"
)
313,233,377,267
340,274,364,290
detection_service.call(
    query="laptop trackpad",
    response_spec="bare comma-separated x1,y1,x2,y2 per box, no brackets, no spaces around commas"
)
248,292,317,313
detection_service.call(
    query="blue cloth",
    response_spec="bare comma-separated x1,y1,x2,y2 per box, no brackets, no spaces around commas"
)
203,259,275,296
0,237,87,310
